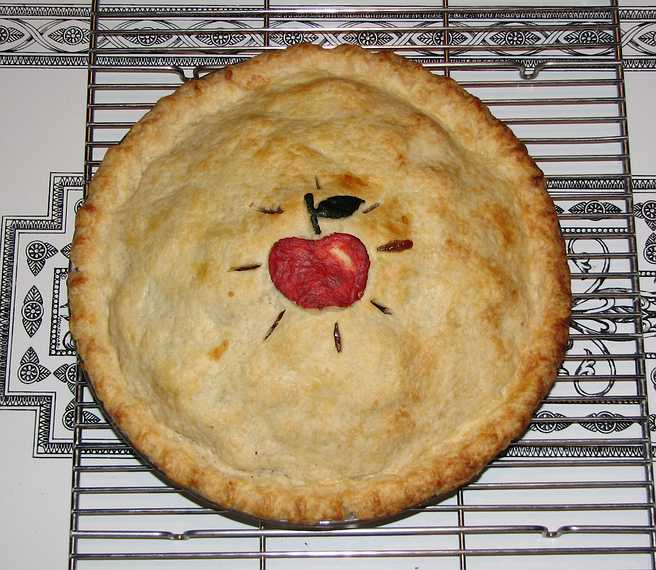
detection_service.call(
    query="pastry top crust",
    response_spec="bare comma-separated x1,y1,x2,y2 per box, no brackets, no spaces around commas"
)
69,44,571,524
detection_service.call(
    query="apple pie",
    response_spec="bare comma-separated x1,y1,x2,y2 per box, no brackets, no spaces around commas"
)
69,44,571,524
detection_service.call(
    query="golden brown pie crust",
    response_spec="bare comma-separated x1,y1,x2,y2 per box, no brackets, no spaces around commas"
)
69,44,571,524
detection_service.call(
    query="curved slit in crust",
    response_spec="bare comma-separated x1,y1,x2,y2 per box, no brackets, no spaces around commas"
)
377,239,413,253
333,322,342,353
252,205,284,215
230,263,262,272
264,309,286,341
362,202,380,214
370,299,393,315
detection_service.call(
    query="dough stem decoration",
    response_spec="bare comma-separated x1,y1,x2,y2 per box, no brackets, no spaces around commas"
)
304,192,365,235
304,193,322,235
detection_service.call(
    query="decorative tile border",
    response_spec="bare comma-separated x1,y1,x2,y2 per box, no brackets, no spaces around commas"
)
0,4,89,67
0,173,102,457
0,4,655,69
621,9,656,70
632,178,656,453
634,176,656,192
633,177,656,277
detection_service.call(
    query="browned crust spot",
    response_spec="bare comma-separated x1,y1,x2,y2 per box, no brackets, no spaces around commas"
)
209,340,230,361
195,261,210,282
338,173,368,191
68,273,87,288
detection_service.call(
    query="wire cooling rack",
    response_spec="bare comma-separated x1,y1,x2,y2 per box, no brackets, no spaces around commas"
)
70,1,656,568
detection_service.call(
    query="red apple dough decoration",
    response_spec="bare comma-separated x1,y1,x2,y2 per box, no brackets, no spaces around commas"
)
268,233,370,309
235,180,413,351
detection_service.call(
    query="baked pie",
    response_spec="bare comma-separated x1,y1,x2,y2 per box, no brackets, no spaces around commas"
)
69,44,571,524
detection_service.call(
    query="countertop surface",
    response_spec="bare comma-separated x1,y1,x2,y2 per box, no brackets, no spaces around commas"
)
2,1,656,568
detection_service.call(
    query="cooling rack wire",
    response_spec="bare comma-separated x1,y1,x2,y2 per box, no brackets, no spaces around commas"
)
71,0,656,568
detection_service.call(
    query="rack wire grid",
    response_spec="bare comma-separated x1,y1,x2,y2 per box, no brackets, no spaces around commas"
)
70,0,656,568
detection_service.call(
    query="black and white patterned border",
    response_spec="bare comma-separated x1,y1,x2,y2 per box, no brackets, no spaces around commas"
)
632,177,656,275
621,9,656,71
0,4,89,67
0,173,103,457
1,4,655,69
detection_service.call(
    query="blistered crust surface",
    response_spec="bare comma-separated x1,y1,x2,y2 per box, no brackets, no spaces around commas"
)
69,44,571,524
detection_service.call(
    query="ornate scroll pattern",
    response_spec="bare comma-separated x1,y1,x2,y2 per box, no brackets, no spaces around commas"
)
562,236,621,400
634,177,656,452
514,176,646,455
